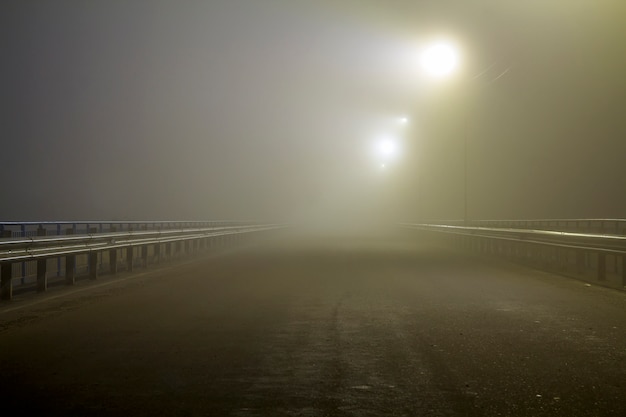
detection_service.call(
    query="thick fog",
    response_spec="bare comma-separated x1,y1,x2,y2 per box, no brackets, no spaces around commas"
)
2,0,625,225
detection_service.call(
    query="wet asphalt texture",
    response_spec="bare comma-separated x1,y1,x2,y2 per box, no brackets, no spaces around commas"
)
1,230,625,416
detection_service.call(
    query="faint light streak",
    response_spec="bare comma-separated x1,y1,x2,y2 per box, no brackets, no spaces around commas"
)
489,66,512,83
472,61,497,79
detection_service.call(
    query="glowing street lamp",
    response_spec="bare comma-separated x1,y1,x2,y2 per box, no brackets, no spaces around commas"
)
420,42,459,78
371,136,400,173
371,117,408,172
378,138,398,158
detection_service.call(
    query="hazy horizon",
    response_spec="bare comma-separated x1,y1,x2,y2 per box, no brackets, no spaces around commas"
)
3,0,625,223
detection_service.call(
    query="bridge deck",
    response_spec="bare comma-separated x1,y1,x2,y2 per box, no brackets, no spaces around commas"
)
1,232,625,416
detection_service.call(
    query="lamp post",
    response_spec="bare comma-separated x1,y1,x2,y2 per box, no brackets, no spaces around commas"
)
420,41,469,224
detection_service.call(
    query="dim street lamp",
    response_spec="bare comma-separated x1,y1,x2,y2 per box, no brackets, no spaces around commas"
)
372,116,409,171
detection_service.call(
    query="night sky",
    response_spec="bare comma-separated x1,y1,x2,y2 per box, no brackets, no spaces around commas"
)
2,0,625,223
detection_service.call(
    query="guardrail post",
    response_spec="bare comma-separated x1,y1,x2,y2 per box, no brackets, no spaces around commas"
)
154,243,161,264
64,228,76,282
20,224,26,284
108,226,118,274
1,262,13,300
576,250,585,275
56,224,62,276
65,255,76,285
89,252,98,279
126,247,134,272
166,243,172,259
87,228,99,274
37,259,48,292
622,255,626,287
109,249,118,275
597,252,606,281
141,245,148,268
36,227,48,291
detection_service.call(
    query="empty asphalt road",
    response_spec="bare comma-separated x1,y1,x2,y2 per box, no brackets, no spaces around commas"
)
1,230,625,416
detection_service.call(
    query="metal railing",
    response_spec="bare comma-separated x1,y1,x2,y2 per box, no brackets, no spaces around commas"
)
1,222,285,300
0,221,264,287
0,220,257,238
401,223,626,290
423,219,626,235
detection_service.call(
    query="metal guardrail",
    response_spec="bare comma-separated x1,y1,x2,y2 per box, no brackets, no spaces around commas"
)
0,221,265,288
0,222,285,300
0,221,257,238
423,219,626,235
401,223,626,290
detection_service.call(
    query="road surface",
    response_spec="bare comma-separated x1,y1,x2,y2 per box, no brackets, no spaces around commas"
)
1,230,625,416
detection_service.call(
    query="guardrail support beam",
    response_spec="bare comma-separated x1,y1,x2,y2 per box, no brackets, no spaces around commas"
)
66,255,76,285
1,262,12,300
597,253,606,281
622,255,626,287
89,252,98,279
154,244,161,263
141,245,148,268
127,247,134,272
37,259,47,292
576,251,585,274
109,249,118,275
